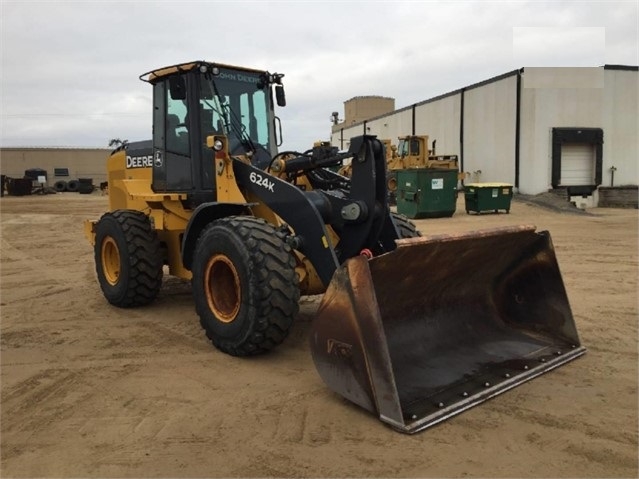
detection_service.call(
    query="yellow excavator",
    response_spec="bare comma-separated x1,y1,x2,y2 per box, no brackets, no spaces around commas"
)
85,61,585,433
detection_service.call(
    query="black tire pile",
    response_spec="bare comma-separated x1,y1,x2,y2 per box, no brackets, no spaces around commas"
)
53,178,95,194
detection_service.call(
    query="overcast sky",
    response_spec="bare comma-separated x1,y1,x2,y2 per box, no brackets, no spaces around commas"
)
1,0,637,153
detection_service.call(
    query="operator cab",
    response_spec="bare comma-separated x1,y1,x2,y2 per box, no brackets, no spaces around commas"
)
397,137,421,158
139,61,285,204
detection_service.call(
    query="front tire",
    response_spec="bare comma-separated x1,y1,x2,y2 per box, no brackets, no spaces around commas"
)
192,216,300,356
94,210,163,307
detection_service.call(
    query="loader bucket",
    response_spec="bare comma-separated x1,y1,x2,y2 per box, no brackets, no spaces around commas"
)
310,225,585,434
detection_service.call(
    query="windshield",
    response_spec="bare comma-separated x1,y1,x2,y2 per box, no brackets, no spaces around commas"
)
200,67,274,166
398,139,408,158
397,138,420,158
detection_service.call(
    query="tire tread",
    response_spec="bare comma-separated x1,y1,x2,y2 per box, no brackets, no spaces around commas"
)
194,216,300,356
95,210,163,307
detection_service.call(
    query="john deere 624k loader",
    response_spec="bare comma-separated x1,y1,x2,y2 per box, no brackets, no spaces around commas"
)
85,61,585,433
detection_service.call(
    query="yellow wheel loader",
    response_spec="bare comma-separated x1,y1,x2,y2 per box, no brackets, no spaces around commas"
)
85,61,585,433
386,135,462,205
339,135,461,206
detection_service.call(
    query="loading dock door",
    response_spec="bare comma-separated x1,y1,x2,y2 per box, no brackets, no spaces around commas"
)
551,127,603,190
559,143,595,186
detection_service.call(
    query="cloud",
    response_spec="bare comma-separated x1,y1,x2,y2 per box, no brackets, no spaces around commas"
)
513,27,606,66
1,0,637,152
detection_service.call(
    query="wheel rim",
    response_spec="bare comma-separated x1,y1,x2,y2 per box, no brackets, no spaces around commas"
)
101,236,121,286
204,254,241,323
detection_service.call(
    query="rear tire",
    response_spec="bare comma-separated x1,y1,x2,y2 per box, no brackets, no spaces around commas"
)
94,210,163,307
192,216,300,356
391,212,422,238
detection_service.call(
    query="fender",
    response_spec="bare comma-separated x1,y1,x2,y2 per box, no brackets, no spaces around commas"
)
181,202,252,270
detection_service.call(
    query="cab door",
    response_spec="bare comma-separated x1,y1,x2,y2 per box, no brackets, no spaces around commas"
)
152,76,194,192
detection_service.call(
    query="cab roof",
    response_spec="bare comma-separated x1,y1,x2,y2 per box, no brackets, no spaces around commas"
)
139,60,268,83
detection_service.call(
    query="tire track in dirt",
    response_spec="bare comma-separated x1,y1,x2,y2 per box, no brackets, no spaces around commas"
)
0,366,135,438
1,234,92,308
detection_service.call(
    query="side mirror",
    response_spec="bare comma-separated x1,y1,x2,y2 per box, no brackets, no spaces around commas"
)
275,85,286,107
169,76,187,100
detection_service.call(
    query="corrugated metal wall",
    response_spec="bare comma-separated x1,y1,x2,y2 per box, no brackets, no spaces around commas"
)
330,66,638,198
463,75,517,186
519,67,604,194
413,94,461,156
602,68,638,188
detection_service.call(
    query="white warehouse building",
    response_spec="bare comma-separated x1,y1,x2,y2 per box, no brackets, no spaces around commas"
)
331,66,638,207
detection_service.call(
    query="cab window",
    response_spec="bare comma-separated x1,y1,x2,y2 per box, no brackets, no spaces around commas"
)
166,80,190,157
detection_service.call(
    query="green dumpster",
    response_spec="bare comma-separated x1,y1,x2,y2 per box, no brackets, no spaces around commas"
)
396,168,458,219
464,183,513,214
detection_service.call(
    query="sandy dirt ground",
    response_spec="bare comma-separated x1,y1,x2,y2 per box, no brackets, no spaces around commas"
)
1,192,637,478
